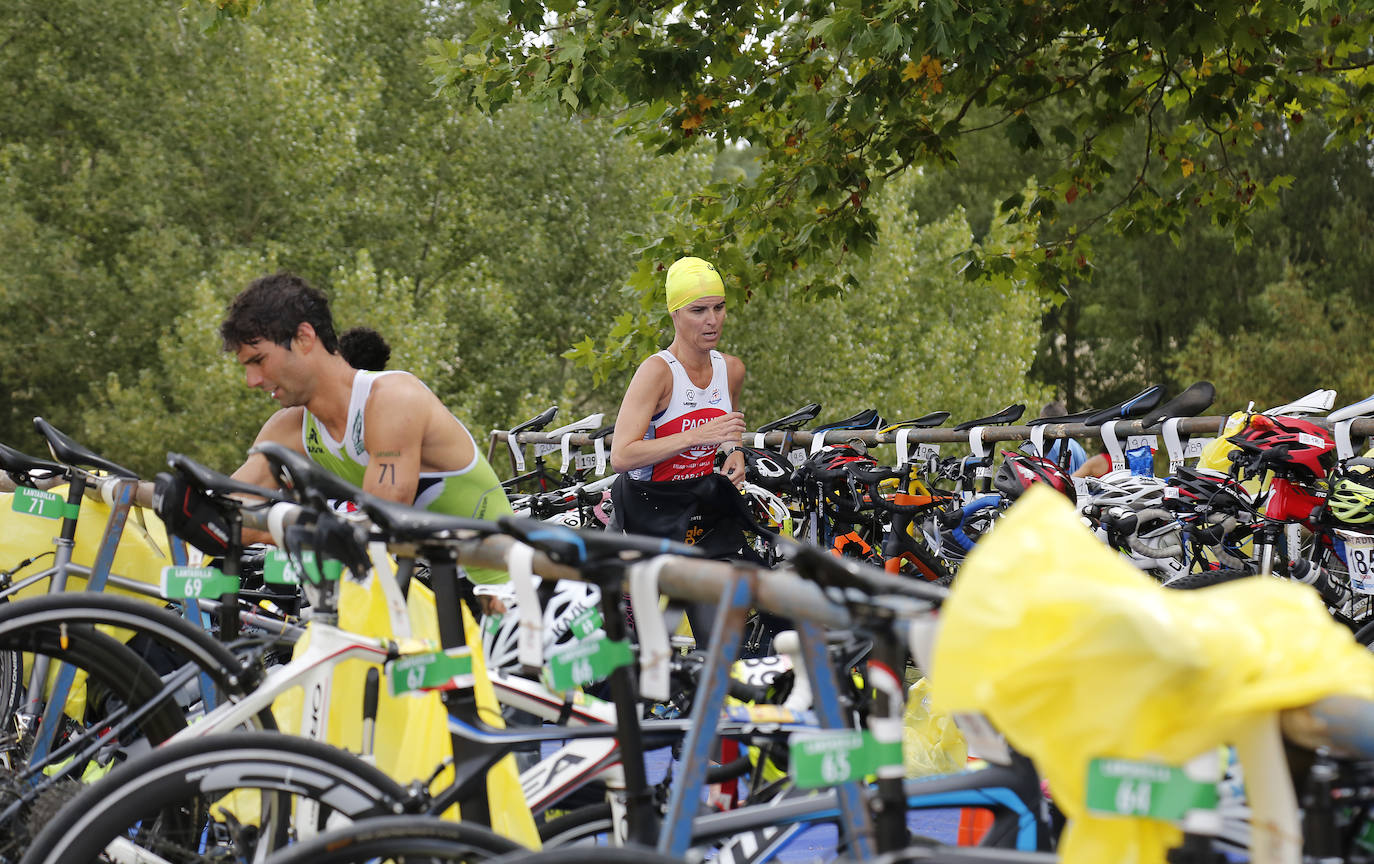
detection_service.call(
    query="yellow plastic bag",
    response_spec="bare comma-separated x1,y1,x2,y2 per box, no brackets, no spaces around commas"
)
271,571,540,848
0,486,172,604
903,677,967,778
2,488,174,719
931,486,1374,864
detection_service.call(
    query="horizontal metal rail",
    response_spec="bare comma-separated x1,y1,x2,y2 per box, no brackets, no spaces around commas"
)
490,415,1374,452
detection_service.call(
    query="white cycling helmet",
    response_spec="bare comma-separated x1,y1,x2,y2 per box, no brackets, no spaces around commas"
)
1082,469,1169,512
480,576,603,672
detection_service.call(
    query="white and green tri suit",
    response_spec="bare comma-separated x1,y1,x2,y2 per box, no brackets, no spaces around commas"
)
301,370,511,585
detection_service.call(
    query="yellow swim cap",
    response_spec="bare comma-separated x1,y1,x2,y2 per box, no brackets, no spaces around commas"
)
665,257,724,312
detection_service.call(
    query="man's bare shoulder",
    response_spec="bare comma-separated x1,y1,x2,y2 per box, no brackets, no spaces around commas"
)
366,371,441,408
256,407,308,449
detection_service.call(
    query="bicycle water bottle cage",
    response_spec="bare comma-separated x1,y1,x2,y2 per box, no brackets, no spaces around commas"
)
757,403,822,433
34,416,139,479
1080,385,1165,427
952,404,1025,431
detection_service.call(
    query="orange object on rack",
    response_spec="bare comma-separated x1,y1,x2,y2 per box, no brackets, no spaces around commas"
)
956,807,994,845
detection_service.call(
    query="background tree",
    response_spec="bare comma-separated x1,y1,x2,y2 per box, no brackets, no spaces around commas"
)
437,0,1374,379
2,0,703,475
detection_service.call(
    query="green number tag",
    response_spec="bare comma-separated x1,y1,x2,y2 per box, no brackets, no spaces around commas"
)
567,606,603,640
544,635,633,691
262,549,343,585
11,487,74,520
388,647,475,696
161,566,239,599
791,730,902,789
483,613,503,635
1085,758,1218,821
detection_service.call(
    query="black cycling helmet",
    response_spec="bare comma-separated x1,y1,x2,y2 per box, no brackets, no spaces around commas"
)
1164,466,1252,514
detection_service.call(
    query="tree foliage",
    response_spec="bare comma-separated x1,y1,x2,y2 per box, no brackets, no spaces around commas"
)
436,0,1374,377
2,0,701,475
734,172,1046,428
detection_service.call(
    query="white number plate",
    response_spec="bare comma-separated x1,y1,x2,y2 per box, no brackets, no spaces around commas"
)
1183,438,1212,459
1339,530,1374,594
1126,435,1158,451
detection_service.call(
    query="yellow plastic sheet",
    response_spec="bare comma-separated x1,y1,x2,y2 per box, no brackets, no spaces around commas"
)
271,571,540,848
1,487,173,719
903,678,967,778
0,486,172,603
931,486,1374,864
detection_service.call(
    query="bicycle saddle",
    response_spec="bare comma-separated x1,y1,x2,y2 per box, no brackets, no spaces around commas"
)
33,416,138,479
1081,385,1165,427
547,412,606,436
1329,393,1374,423
813,408,884,432
590,423,616,440
359,493,495,543
252,441,366,508
880,411,950,432
757,403,822,433
952,404,1025,431
1026,408,1097,427
1265,388,1335,417
0,441,65,484
508,406,559,435
167,452,288,503
1139,381,1216,427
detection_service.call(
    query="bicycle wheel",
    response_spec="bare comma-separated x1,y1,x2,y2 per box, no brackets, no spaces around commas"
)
0,648,19,726
21,732,412,864
0,623,187,860
261,814,525,863
491,846,687,864
539,803,614,847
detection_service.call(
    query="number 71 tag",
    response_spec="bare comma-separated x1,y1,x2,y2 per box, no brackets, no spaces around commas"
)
10,486,72,520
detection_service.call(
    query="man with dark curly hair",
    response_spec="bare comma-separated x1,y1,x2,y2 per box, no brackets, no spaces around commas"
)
220,271,510,586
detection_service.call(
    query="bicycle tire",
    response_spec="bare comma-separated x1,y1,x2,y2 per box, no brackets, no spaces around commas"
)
20,732,412,864
491,846,687,864
0,592,263,698
0,624,187,860
539,802,615,847
0,648,19,726
1161,569,1254,591
261,814,525,863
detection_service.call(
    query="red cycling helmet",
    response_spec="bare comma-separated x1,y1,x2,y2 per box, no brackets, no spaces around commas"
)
1226,414,1335,482
994,450,1077,505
